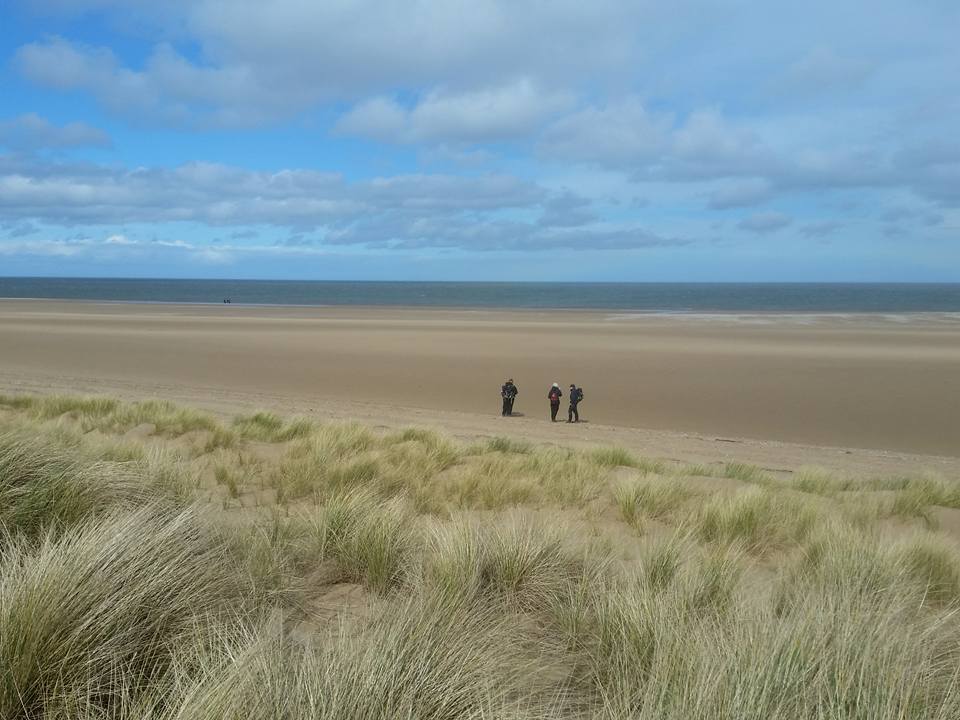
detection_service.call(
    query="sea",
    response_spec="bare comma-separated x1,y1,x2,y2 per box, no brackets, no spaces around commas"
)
1,278,959,313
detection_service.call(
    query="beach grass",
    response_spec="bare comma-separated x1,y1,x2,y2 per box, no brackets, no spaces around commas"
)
2,392,960,719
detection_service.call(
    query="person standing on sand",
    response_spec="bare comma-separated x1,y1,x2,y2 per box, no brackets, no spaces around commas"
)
567,383,583,423
548,382,563,422
501,378,518,416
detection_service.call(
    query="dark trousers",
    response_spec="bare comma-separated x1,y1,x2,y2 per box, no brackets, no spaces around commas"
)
502,397,514,416
550,402,560,421
568,404,579,422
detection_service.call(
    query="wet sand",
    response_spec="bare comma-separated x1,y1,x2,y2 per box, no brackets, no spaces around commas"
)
0,299,958,459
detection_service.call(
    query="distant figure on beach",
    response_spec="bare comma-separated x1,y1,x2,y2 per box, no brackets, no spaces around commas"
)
501,378,518,416
548,382,563,422
567,384,583,423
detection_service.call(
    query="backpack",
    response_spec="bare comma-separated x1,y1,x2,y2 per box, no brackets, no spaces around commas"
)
575,388,584,402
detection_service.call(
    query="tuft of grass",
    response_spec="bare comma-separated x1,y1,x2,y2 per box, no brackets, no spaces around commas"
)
895,532,960,605
214,463,243,498
0,507,244,718
722,462,772,484
882,477,960,520
272,425,382,503
313,422,377,459
679,463,714,478
434,455,536,510
203,426,239,453
139,445,198,500
84,436,147,463
522,450,605,506
326,456,381,491
680,543,745,615
10,396,240,454
482,516,586,614
793,466,854,496
592,446,667,475
233,412,315,443
223,509,313,603
421,514,587,614
0,394,37,411
615,477,694,527
307,491,416,592
166,596,563,720
0,432,148,542
591,446,637,468
486,436,533,454
422,521,490,606
20,395,120,422
640,533,687,591
691,487,818,552
696,588,960,720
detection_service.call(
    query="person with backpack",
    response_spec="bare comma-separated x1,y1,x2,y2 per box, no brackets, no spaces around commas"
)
547,382,563,422
567,383,584,423
501,378,519,416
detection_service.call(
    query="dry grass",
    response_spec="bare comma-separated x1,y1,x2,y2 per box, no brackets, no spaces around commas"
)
0,431,149,541
614,476,695,528
232,412,315,442
2,393,960,719
0,506,245,718
690,486,819,552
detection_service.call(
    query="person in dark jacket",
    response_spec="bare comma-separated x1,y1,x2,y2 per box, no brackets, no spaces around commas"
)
547,382,563,422
501,378,518,416
567,384,583,423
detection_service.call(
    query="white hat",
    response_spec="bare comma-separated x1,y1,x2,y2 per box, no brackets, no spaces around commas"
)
552,382,559,387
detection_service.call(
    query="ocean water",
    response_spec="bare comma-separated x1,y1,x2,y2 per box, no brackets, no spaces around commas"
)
1,278,959,313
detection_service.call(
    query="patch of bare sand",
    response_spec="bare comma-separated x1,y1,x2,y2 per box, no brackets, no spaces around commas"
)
931,506,960,541
2,299,959,458
123,422,156,440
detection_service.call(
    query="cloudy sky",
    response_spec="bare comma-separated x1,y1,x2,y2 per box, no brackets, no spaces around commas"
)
1,0,958,280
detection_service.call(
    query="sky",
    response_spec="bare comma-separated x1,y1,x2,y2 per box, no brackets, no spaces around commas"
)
0,0,958,281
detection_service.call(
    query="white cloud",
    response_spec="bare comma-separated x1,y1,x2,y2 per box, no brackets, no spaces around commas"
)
538,97,670,167
7,0,960,271
0,154,683,251
336,79,573,144
669,109,768,177
15,38,311,127
103,233,134,244
708,178,773,209
537,191,596,228
784,47,874,96
13,1,655,127
334,98,407,143
738,212,793,234
799,220,843,237
0,113,110,151
539,101,775,181
0,155,542,225
539,99,960,208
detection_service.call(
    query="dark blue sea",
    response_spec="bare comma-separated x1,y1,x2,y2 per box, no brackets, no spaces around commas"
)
1,278,959,312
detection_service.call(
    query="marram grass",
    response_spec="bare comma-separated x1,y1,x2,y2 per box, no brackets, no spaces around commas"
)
1,393,960,719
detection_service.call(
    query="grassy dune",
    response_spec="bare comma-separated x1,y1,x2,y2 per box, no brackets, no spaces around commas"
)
1,393,960,718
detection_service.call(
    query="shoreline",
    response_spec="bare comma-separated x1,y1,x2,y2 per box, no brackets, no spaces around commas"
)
3,297,960,324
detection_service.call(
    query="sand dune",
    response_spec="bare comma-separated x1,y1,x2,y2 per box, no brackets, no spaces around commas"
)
0,299,958,458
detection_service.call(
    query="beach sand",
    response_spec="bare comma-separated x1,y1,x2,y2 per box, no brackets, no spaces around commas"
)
0,299,958,472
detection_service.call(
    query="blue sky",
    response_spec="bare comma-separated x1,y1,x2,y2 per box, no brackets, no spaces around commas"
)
0,0,957,281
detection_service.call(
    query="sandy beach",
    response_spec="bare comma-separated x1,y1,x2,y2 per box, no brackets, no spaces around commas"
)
1,299,958,466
